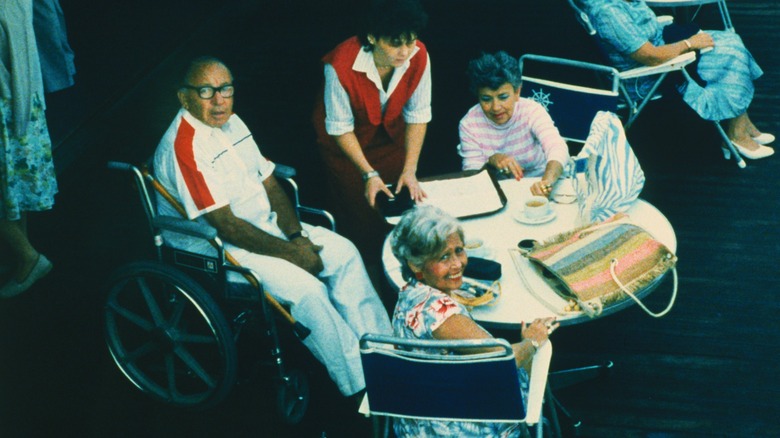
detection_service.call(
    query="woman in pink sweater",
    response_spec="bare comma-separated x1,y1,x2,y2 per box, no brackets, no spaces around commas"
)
457,51,568,198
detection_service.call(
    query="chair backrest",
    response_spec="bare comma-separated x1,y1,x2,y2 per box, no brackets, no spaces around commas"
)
520,54,620,144
360,334,537,424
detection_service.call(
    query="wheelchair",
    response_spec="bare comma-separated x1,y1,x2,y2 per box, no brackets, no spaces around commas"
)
104,160,335,423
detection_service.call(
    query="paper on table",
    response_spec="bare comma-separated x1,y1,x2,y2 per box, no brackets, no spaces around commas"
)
417,170,504,218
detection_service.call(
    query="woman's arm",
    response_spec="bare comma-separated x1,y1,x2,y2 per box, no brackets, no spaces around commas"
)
630,32,714,66
396,122,428,202
332,132,394,207
530,161,564,198
433,314,548,371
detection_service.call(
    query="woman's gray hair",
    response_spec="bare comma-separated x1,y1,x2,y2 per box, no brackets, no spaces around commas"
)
390,206,464,281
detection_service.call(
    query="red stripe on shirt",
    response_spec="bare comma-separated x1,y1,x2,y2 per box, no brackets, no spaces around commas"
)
174,119,215,211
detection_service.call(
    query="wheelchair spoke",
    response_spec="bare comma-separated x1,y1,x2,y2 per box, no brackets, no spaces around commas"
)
164,352,179,400
173,345,216,389
168,295,186,327
106,300,154,331
122,340,160,363
136,276,165,325
175,332,218,344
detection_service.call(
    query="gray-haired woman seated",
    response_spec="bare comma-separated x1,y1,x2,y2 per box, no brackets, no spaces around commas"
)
389,205,557,437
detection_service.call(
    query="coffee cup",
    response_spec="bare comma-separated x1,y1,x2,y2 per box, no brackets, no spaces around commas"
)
465,238,490,258
524,196,551,219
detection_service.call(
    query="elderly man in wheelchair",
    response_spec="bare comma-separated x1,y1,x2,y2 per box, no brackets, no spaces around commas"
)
150,56,392,402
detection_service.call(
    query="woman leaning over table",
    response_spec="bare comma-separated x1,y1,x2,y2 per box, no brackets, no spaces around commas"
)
389,206,557,437
581,0,774,159
457,51,569,198
313,0,431,262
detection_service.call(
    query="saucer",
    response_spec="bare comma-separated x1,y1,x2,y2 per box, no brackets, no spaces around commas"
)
512,209,557,225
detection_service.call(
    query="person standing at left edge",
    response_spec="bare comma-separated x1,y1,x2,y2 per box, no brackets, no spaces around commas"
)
313,0,432,264
0,0,58,298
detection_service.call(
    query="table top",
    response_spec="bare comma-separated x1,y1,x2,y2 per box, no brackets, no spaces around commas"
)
381,177,677,329
646,0,723,7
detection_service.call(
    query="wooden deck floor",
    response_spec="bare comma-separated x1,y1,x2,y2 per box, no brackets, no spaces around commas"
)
1,0,778,436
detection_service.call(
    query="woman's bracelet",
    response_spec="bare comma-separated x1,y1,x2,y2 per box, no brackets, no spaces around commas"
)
683,39,692,51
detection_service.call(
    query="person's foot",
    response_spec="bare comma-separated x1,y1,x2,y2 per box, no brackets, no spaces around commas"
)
730,139,775,160
0,254,52,298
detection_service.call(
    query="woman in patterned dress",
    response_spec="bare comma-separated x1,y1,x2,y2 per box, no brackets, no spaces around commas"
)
0,0,58,298
388,206,557,437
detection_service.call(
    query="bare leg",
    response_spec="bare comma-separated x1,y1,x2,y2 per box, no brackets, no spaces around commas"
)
0,215,41,282
726,113,762,151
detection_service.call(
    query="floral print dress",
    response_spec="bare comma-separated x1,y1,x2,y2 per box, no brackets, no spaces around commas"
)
391,281,529,438
0,94,58,221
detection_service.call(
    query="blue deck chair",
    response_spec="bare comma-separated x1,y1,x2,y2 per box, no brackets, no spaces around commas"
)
519,53,621,146
359,334,552,438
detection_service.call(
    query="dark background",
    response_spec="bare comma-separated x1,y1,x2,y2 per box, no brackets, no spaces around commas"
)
1,0,778,436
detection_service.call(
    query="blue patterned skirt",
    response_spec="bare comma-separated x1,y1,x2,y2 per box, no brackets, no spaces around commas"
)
0,95,58,220
680,31,763,121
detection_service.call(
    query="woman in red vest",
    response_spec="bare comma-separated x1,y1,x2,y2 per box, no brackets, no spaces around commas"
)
313,0,431,264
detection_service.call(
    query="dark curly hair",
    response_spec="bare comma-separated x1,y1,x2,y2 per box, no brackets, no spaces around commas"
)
357,0,429,51
465,51,523,96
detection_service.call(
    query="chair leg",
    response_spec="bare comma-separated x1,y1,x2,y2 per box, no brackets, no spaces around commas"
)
548,361,613,391
713,122,747,169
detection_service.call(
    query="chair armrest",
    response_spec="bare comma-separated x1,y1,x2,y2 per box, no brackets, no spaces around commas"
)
297,206,336,231
618,51,696,79
525,341,553,425
657,14,674,26
152,215,218,241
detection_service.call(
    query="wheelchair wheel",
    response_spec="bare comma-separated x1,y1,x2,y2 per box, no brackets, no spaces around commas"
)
104,260,237,408
276,369,309,424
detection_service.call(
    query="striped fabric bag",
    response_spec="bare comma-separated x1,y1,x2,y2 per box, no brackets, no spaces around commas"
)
525,214,677,318
571,111,645,226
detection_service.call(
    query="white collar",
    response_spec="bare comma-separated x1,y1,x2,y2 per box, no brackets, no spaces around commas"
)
352,45,420,92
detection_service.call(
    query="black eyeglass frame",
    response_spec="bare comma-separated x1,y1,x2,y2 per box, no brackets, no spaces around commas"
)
183,84,235,99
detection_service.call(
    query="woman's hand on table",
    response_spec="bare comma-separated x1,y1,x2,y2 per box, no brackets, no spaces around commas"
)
530,179,555,198
396,170,427,203
488,154,524,180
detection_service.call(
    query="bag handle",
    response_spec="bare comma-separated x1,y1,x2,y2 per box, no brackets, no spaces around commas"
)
609,259,678,318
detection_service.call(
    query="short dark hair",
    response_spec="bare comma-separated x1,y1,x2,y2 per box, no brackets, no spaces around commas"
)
357,0,428,51
180,56,231,89
466,51,522,96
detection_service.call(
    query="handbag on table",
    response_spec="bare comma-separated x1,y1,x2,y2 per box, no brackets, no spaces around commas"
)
522,213,678,318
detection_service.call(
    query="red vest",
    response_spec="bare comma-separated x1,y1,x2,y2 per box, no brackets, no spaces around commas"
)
313,36,428,155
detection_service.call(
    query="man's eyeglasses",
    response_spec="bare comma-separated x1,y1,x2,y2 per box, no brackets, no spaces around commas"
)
184,84,235,99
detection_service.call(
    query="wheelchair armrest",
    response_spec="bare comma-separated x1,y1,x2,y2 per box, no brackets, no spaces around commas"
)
152,215,218,241
618,51,696,80
297,206,336,231
273,163,297,180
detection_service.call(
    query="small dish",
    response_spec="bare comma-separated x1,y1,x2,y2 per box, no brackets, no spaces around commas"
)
512,208,557,225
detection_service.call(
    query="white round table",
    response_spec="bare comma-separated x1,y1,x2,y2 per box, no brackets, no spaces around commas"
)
382,177,677,328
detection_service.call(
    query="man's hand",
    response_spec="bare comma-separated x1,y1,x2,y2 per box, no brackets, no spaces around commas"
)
287,241,324,276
